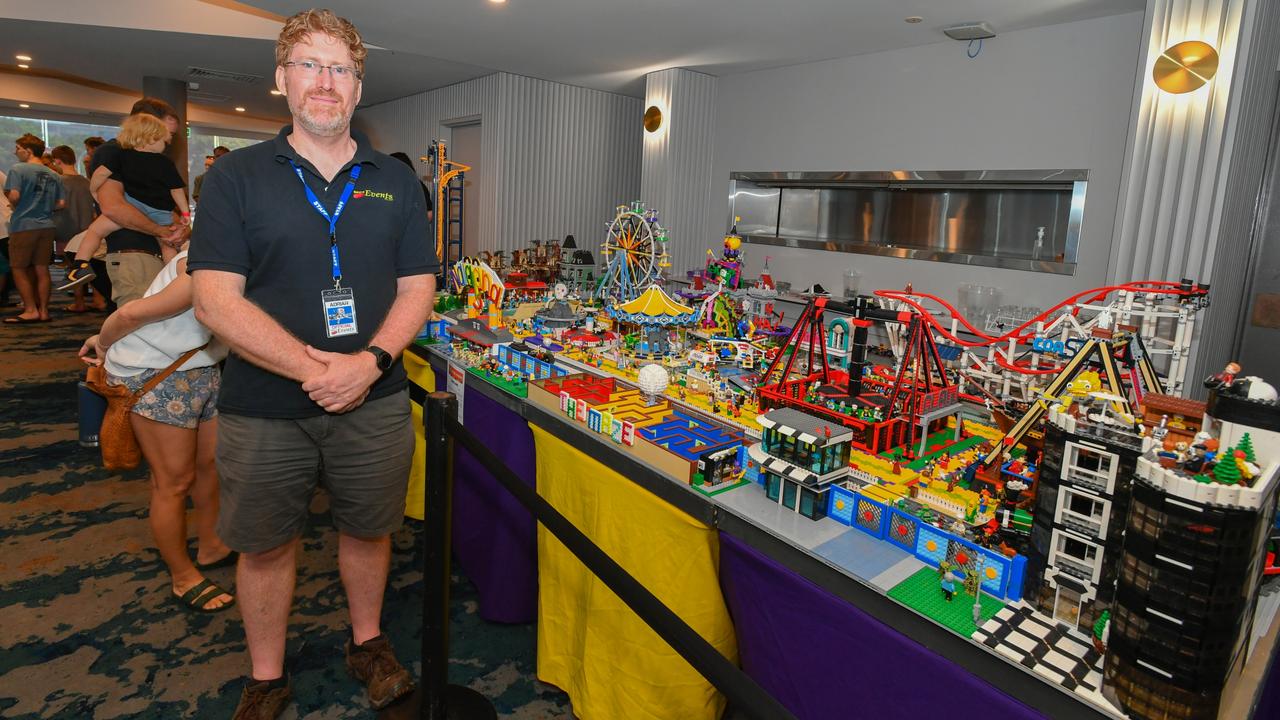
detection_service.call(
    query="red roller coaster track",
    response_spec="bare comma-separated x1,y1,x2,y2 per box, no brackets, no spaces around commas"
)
873,281,1207,377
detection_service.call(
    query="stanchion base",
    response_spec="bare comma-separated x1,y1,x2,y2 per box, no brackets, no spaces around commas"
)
376,684,498,720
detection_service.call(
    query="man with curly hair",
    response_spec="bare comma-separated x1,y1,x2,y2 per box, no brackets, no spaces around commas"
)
189,9,437,718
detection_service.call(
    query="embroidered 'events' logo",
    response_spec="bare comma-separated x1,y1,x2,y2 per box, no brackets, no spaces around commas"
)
353,190,394,202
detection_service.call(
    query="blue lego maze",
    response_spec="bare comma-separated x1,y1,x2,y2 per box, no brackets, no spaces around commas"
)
638,411,742,461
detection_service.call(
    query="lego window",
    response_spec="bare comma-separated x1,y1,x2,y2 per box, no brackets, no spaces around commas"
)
1063,442,1119,493
1052,532,1103,582
1058,487,1111,538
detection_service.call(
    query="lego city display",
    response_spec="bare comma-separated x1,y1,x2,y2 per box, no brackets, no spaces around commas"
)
414,190,1280,718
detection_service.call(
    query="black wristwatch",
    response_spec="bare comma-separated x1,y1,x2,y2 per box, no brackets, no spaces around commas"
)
364,345,394,371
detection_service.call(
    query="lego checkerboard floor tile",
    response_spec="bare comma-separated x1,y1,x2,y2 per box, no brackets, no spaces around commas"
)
971,603,1104,696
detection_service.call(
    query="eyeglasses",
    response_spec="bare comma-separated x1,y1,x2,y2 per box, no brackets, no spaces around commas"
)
283,60,362,80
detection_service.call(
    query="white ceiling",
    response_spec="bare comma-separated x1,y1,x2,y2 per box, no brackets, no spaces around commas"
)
0,17,488,119
0,0,1145,124
247,0,1146,96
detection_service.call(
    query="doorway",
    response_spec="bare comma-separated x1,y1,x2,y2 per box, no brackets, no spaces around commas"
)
448,122,482,261
1053,584,1083,628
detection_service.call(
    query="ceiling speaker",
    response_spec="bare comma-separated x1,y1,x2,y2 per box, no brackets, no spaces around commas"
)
943,22,997,41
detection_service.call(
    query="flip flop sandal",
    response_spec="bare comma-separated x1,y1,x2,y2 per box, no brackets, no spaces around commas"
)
195,550,239,571
174,578,236,613
3,316,44,324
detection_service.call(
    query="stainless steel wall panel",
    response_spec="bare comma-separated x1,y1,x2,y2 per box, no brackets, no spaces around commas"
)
733,172,1082,272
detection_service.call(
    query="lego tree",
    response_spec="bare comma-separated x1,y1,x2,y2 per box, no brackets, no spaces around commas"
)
1213,446,1242,486
1092,610,1111,652
1238,433,1257,464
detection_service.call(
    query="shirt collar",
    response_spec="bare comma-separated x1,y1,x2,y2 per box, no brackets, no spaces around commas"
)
272,124,380,174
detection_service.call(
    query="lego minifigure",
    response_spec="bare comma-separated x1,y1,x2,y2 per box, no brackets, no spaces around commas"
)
1206,361,1242,391
939,562,961,602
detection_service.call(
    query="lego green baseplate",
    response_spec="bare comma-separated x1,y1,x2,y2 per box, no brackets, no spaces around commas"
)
887,566,1006,637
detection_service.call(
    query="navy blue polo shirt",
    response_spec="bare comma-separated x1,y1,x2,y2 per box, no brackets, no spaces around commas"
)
188,125,437,418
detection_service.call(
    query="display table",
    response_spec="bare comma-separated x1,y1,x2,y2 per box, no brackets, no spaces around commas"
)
719,532,1042,719
405,343,1280,720
405,348,538,624
532,425,737,720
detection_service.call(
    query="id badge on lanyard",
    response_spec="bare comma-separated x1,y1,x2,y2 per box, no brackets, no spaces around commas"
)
289,160,362,338
322,286,358,338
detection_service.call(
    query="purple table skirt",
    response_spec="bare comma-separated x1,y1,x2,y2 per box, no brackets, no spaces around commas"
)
433,356,538,624
718,531,1045,720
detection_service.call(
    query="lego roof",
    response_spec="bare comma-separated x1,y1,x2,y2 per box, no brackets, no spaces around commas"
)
610,285,697,323
758,407,854,446
1143,393,1206,417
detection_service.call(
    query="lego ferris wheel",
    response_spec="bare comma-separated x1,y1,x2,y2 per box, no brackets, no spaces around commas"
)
595,201,671,302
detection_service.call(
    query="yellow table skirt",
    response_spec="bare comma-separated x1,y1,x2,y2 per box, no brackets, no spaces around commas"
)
403,350,437,521
532,426,738,720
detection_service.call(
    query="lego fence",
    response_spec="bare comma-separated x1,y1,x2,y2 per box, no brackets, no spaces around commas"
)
827,485,1026,601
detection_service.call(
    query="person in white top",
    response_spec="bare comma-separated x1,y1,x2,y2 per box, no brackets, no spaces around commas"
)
0,169,13,305
79,248,236,612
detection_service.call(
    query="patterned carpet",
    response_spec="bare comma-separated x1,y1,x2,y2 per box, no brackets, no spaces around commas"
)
0,307,571,719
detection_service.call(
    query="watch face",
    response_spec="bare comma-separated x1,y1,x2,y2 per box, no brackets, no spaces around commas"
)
369,346,392,370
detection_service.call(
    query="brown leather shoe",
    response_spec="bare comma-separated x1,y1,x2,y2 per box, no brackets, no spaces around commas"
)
346,634,416,709
231,677,292,719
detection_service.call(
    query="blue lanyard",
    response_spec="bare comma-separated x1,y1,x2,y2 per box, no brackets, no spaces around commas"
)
289,160,361,288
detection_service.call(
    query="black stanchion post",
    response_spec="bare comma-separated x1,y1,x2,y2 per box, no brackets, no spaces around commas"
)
380,391,495,720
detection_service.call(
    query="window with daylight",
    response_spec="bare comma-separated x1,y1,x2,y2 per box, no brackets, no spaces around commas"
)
0,115,117,175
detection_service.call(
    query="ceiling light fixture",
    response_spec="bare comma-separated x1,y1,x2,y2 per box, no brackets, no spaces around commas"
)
17,64,30,69
15,54,32,61
489,0,507,4
19,103,30,108
1153,40,1219,94
905,16,923,24
270,89,283,96
235,106,246,112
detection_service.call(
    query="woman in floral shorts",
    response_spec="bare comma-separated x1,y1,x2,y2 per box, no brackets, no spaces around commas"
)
80,249,235,612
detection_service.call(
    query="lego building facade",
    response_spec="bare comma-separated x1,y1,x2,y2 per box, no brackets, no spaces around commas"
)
1103,391,1280,720
747,407,852,520
1024,414,1143,635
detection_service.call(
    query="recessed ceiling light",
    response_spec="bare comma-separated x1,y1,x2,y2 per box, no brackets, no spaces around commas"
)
15,54,32,61
17,63,30,69
235,106,246,112
270,89,282,96
19,103,30,108
489,0,506,4
905,16,924,24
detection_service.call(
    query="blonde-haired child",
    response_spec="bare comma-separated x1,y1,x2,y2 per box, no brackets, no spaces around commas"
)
60,114,189,290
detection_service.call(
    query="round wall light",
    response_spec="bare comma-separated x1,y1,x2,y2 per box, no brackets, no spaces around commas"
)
1153,40,1219,94
643,105,663,133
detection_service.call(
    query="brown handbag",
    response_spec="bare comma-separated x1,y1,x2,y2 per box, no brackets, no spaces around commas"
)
83,344,208,471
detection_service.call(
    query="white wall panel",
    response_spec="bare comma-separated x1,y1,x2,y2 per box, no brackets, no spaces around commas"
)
355,72,640,261
641,68,718,277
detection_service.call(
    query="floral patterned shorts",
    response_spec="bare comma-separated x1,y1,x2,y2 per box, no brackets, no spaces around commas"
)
109,365,220,429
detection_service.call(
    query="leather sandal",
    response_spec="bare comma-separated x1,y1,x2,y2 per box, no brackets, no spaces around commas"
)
173,578,235,613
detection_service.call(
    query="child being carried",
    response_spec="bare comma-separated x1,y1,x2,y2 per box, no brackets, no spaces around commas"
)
60,114,188,290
